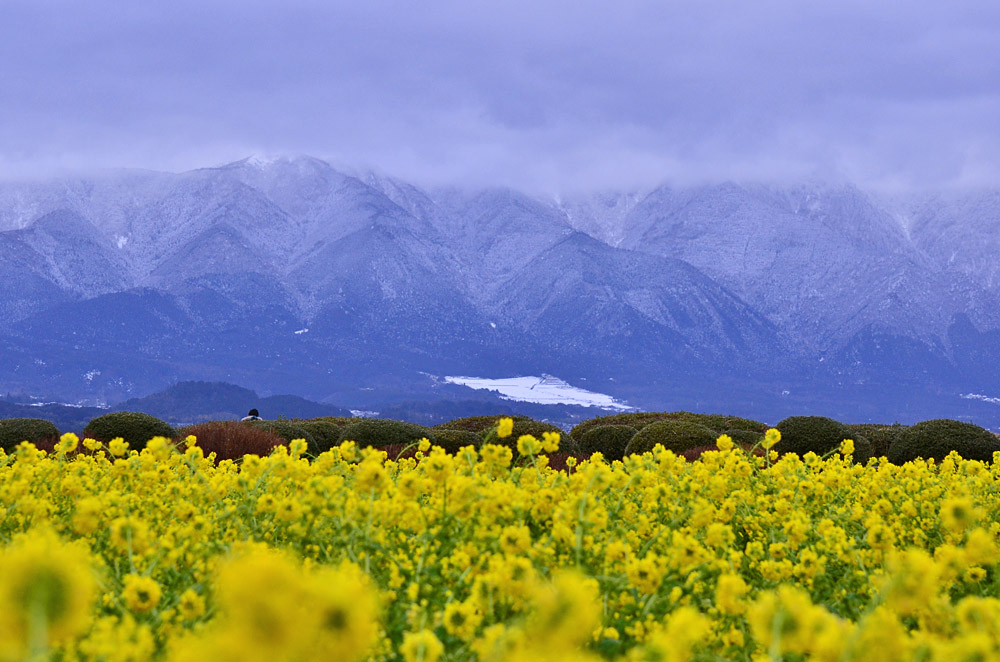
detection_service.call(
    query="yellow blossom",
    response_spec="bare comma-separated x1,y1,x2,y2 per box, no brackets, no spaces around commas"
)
108,437,129,456
57,432,79,454
122,574,162,613
516,434,542,456
443,601,482,640
0,529,96,655
177,589,206,621
401,629,444,662
763,428,781,449
496,417,515,438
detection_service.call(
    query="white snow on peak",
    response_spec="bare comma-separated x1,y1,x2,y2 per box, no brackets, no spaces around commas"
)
443,374,631,410
245,154,283,168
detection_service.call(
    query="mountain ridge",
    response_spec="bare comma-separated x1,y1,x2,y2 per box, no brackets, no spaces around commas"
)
1,156,998,426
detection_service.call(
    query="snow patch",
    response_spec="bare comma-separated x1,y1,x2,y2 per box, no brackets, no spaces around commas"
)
294,328,309,335
962,393,1000,405
115,235,128,249
28,401,87,409
246,154,282,168
443,374,631,410
83,370,101,383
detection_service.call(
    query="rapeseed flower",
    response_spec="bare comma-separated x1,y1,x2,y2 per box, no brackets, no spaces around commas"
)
108,437,129,456
641,607,711,662
715,573,748,615
840,438,855,456
3,420,1000,660
442,600,482,640
763,427,781,449
0,529,95,657
497,417,514,438
355,455,389,492
308,564,379,662
122,574,162,612
401,629,444,662
109,516,151,554
176,589,206,621
527,571,601,648
516,434,542,456
941,495,979,534
541,431,560,452
56,432,79,454
625,555,664,594
499,524,532,555
883,548,941,617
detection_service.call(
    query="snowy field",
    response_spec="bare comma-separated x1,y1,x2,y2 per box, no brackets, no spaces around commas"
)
443,374,631,410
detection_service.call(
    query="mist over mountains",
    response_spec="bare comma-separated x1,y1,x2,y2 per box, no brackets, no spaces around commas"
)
1,156,998,427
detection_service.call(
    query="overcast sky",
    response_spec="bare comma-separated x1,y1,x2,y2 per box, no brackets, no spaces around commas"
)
1,1,998,191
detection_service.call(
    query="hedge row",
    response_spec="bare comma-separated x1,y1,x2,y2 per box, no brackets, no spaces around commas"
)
2,409,998,466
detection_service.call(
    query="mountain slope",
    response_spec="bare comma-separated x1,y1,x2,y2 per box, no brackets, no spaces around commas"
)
907,190,1000,293
617,182,991,353
116,381,352,424
492,232,783,373
0,159,998,427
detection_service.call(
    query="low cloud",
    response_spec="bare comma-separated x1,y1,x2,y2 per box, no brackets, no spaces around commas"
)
1,0,998,192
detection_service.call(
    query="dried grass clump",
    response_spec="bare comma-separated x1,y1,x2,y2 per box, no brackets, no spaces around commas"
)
542,452,585,472
178,421,286,461
682,442,766,462
375,443,418,460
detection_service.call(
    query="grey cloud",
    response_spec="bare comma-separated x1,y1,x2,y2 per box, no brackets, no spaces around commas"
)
1,0,998,191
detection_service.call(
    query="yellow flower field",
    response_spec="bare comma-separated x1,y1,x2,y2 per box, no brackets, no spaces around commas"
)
2,422,1000,661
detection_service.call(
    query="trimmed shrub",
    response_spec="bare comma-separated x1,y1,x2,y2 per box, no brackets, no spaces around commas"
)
431,429,482,454
888,419,1000,464
775,416,872,464
571,413,666,440
0,418,61,452
683,439,768,462
851,435,875,464
675,413,767,433
623,420,718,457
681,444,720,462
84,412,176,451
845,423,908,459
722,428,763,446
433,415,533,434
481,419,577,454
571,411,766,441
578,425,637,462
307,416,359,427
244,420,317,455
338,419,435,450
294,420,342,454
178,421,285,461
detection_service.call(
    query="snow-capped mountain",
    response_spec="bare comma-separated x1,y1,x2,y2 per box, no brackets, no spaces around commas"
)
615,183,970,345
905,190,1000,292
1,156,998,426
